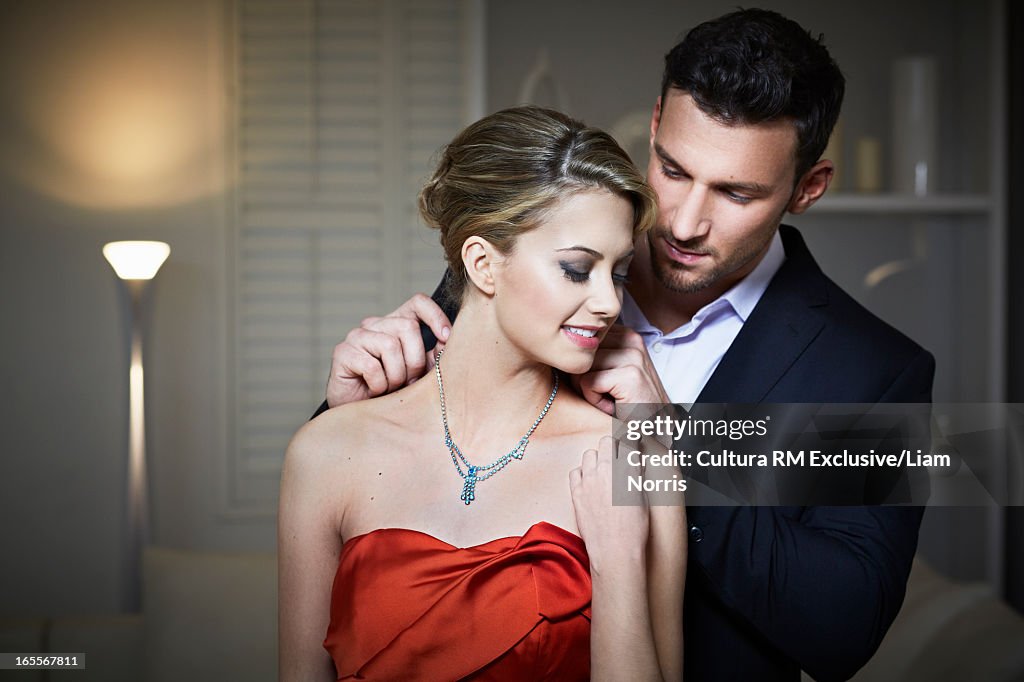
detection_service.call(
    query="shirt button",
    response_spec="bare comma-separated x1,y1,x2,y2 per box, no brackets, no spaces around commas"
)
689,525,704,543
652,340,663,352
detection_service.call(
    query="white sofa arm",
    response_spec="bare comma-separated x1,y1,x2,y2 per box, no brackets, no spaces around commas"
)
848,559,1024,682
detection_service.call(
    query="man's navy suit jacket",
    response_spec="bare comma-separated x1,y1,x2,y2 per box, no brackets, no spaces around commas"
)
315,224,933,681
679,225,933,681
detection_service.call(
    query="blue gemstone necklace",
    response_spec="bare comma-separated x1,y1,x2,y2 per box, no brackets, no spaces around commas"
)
434,349,558,505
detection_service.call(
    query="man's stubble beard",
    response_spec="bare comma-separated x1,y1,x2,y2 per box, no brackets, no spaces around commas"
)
646,227,775,295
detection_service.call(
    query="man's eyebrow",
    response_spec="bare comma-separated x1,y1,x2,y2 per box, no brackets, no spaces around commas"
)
654,142,773,195
653,142,680,168
716,179,774,196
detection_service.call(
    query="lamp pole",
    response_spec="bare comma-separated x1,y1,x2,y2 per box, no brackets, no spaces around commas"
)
125,278,149,612
103,241,169,612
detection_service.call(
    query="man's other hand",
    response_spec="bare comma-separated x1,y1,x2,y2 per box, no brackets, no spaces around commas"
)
575,325,670,416
325,293,451,408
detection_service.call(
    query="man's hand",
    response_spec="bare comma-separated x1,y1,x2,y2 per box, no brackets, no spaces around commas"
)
326,293,451,408
576,324,670,416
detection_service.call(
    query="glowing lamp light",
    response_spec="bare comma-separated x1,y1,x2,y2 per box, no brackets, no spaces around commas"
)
102,241,170,280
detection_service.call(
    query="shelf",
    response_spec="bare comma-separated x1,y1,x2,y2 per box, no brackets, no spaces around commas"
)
813,193,991,214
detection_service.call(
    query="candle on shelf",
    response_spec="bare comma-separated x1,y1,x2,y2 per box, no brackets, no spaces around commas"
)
855,137,882,193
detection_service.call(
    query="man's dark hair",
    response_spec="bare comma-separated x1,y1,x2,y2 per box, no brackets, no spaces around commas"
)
661,8,845,179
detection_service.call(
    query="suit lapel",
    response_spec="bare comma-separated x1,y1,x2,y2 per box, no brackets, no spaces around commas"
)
697,226,828,403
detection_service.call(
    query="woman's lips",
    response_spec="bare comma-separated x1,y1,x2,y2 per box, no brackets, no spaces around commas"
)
562,325,602,349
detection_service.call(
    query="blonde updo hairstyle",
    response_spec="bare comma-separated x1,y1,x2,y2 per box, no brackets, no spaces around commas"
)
418,106,657,304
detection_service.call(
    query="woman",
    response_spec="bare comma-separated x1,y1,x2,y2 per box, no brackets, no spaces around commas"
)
279,106,686,681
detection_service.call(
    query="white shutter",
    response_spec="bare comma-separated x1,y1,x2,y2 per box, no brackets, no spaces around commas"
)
228,0,481,513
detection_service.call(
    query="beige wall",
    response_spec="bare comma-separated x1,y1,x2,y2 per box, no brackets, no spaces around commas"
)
0,0,255,617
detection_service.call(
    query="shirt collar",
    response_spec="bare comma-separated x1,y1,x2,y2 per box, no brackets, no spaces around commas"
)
721,229,785,322
620,229,786,331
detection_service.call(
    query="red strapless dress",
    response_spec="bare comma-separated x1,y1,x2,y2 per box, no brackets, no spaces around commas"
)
323,521,591,681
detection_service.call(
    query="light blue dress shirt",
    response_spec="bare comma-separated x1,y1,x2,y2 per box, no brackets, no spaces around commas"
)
620,231,786,404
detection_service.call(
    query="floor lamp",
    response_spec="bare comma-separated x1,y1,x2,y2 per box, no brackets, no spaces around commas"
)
102,240,170,612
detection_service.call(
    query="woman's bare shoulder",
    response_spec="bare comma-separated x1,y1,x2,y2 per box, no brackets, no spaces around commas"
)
281,386,429,532
290,400,364,457
287,382,430,470
283,403,360,489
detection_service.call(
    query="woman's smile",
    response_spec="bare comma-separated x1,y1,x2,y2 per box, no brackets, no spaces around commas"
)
562,325,603,349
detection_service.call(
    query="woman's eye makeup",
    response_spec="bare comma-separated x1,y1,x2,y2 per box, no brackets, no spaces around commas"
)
559,261,590,282
560,260,631,286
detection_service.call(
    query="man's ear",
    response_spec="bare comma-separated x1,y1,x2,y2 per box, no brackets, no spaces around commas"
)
462,236,500,297
788,159,834,215
650,96,663,147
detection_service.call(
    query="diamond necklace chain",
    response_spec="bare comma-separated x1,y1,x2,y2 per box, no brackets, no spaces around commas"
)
434,348,558,505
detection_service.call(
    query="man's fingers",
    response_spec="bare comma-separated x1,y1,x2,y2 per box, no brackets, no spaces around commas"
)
395,293,452,345
578,367,669,413
362,316,430,381
581,364,626,395
339,350,391,396
578,370,624,414
325,293,451,407
588,346,648,372
393,321,428,381
576,371,616,415
344,328,410,391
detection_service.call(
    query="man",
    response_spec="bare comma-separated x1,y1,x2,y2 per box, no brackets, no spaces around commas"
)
315,9,933,681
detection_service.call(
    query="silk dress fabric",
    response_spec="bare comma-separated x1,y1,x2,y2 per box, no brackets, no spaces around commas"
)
324,522,592,680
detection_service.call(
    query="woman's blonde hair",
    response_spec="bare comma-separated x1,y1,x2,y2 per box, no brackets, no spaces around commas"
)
418,106,657,303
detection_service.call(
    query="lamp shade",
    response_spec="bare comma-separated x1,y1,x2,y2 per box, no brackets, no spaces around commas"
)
102,241,170,280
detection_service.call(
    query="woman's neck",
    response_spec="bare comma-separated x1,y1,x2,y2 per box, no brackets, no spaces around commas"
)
429,301,557,452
